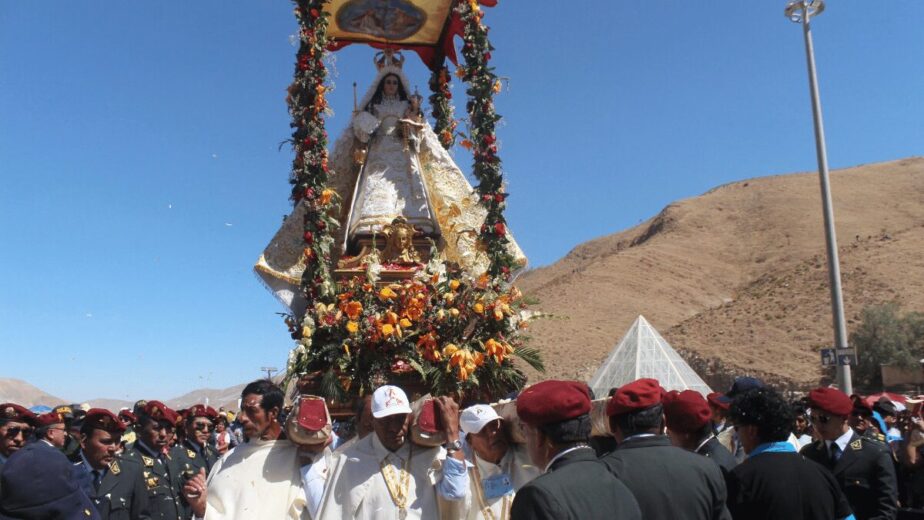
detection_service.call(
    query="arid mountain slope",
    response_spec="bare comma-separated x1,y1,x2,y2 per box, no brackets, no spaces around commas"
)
517,157,924,389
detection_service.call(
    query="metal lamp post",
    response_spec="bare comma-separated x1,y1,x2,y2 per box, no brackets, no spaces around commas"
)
785,0,852,394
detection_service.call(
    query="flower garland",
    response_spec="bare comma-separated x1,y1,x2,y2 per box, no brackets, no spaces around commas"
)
456,0,518,280
428,65,457,150
287,0,339,343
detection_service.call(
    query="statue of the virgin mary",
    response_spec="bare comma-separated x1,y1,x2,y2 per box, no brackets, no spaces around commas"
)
255,50,526,315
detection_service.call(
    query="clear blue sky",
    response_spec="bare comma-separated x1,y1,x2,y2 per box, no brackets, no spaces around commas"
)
2,2,922,402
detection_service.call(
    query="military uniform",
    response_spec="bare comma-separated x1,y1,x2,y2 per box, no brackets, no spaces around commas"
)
696,435,738,477
74,454,151,520
122,442,183,520
170,439,219,519
801,431,898,520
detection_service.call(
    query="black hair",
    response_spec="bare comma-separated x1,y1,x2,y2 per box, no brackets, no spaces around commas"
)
365,73,408,111
538,414,591,444
33,425,51,441
729,387,793,444
610,404,664,437
241,379,284,415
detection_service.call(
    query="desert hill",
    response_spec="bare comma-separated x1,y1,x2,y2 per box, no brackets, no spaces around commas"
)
517,157,924,390
0,378,245,412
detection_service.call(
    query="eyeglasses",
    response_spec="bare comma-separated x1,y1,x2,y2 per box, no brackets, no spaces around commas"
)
193,423,215,432
4,427,33,439
810,413,832,425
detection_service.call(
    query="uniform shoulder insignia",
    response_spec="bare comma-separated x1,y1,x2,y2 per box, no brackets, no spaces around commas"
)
141,455,154,467
850,439,863,450
84,509,93,517
187,449,196,459
110,460,121,475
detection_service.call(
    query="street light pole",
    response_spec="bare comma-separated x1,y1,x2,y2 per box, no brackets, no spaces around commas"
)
785,0,852,395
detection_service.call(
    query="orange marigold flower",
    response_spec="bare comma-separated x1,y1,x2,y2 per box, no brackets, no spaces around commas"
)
399,318,412,328
460,139,473,150
379,286,397,300
320,188,335,205
473,303,484,315
381,323,395,337
346,321,359,334
344,301,363,320
385,311,399,325
449,280,460,291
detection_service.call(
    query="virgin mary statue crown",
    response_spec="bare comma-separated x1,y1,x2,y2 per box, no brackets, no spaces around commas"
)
374,49,405,71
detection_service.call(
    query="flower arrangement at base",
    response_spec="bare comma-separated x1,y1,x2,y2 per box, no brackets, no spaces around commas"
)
285,248,544,403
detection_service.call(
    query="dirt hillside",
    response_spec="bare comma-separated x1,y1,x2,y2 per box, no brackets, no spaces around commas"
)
517,157,924,390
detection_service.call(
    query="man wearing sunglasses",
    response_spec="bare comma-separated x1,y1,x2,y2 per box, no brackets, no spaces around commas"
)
0,403,36,481
121,400,184,520
801,387,898,520
172,405,219,520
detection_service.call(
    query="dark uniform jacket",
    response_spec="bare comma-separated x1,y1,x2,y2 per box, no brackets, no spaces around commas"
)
510,446,641,520
170,440,219,519
601,434,732,520
121,442,182,520
696,435,738,477
73,454,151,520
726,448,852,520
801,431,898,520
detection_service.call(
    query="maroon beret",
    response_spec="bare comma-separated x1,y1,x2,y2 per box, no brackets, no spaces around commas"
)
118,410,137,423
850,394,872,415
0,403,36,425
84,408,126,433
143,400,179,424
707,392,730,411
607,378,663,416
517,380,591,426
186,404,219,421
809,387,852,417
33,412,65,428
664,390,712,434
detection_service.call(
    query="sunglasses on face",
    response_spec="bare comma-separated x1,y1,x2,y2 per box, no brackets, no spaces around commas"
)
193,423,215,432
811,413,832,424
4,427,33,439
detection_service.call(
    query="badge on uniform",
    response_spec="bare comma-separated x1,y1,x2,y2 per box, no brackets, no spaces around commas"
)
187,449,197,459
850,439,862,450
141,455,154,467
110,461,121,475
146,476,160,489
482,473,514,500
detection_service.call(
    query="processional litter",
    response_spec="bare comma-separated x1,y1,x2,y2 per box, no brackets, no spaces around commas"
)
254,0,544,410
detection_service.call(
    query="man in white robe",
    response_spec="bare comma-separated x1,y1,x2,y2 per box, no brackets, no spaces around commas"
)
183,380,308,520
458,404,539,520
322,385,469,519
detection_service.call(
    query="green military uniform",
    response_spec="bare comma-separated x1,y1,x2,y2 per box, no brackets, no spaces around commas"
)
170,439,219,519
121,441,182,520
74,454,151,520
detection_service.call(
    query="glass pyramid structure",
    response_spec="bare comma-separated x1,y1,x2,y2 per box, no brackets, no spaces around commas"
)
588,315,713,398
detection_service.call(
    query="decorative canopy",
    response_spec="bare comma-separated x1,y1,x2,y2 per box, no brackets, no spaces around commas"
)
324,0,497,70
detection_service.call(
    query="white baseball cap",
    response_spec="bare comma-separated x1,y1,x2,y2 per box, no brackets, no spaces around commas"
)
372,385,412,419
460,404,502,435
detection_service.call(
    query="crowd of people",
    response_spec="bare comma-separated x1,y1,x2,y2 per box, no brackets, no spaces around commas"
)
3,376,924,519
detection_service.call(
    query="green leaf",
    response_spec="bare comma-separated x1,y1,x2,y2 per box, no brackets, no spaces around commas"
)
514,346,545,373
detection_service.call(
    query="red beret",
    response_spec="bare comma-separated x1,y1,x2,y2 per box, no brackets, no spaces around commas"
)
707,392,730,411
186,405,219,421
84,408,126,433
118,410,137,423
34,412,65,428
663,390,712,434
809,387,852,417
607,379,663,416
517,380,591,426
0,403,36,425
143,400,179,424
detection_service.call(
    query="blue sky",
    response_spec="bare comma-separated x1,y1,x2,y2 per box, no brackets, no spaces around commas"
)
2,2,922,402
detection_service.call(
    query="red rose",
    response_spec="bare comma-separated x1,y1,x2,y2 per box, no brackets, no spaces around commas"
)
304,187,315,200
494,193,505,203
316,220,326,231
482,194,493,202
310,8,320,17
483,134,495,145
494,223,506,235
303,231,314,244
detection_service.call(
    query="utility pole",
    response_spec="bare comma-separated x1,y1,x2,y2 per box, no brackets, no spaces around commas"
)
785,0,852,395
260,366,279,380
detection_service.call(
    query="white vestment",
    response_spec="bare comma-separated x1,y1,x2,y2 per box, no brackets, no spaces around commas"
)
204,439,306,520
462,444,539,520
321,434,464,520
